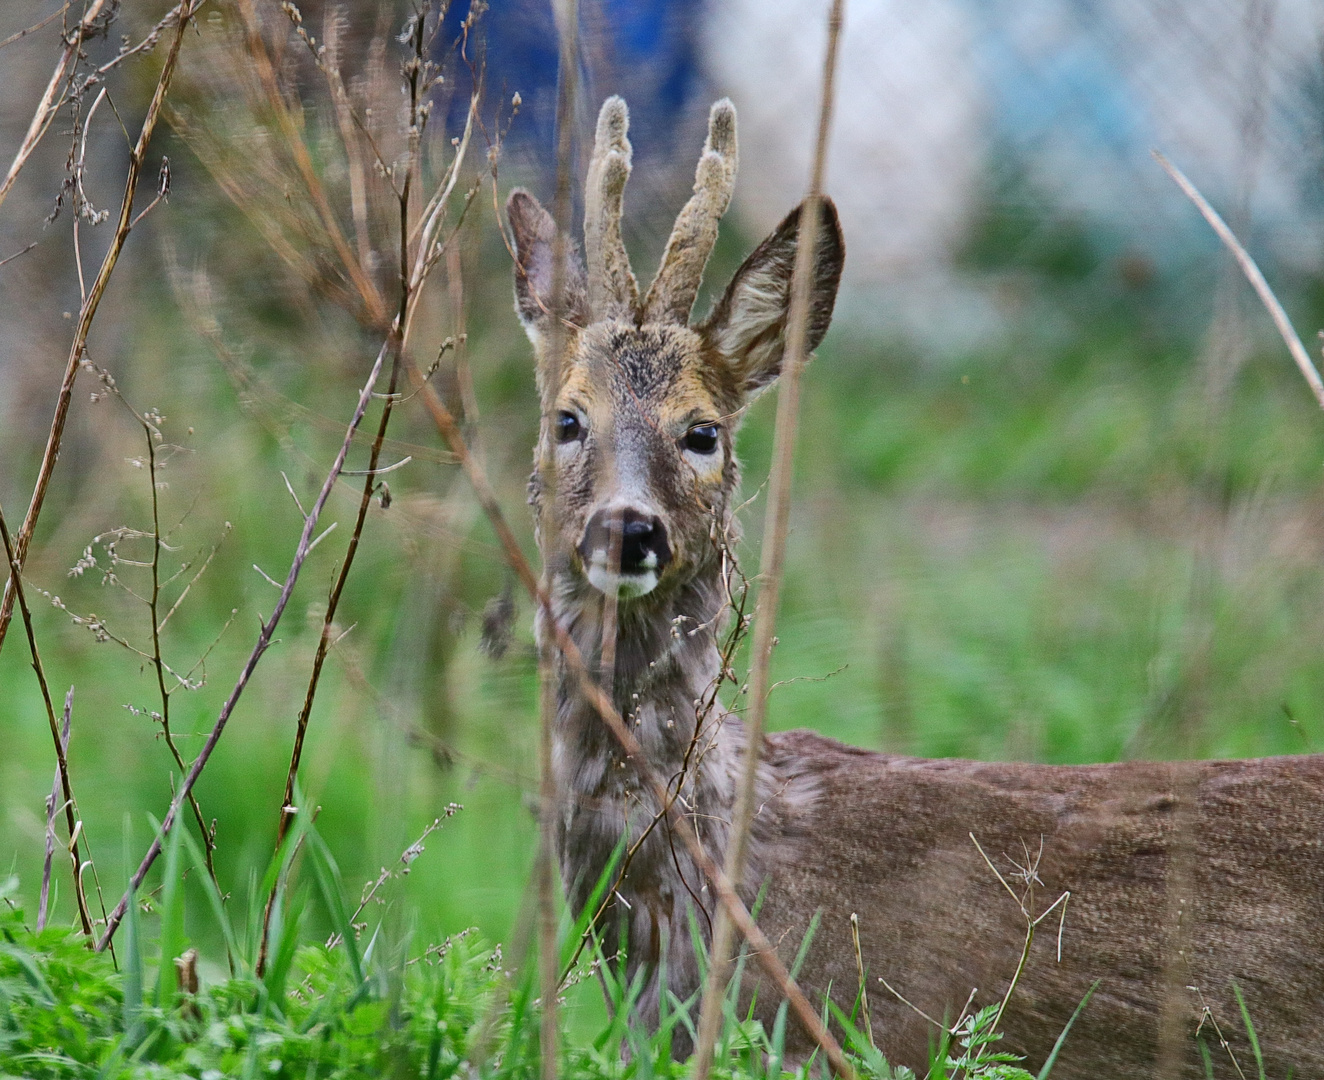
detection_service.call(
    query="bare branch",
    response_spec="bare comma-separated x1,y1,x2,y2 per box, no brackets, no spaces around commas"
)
1154,150,1324,411
0,3,74,53
0,0,201,659
0,242,38,270
0,0,111,213
37,687,74,932
0,506,96,945
96,336,389,953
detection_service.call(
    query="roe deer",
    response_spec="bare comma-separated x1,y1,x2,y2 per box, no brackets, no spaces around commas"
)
505,96,1324,1078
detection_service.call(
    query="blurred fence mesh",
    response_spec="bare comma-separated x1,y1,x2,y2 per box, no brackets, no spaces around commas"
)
707,0,1324,346
435,0,1324,348
4,0,1323,374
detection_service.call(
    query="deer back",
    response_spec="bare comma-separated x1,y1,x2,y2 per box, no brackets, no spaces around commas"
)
744,733,1324,1077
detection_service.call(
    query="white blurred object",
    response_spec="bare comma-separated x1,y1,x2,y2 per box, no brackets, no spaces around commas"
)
703,0,989,344
973,0,1324,268
703,0,1324,348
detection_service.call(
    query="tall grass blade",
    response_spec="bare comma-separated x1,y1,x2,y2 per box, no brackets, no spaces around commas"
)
559,835,625,973
825,1000,904,1080
769,910,822,1077
120,817,144,1040
179,824,241,974
152,812,186,1008
0,942,55,1004
263,887,306,1013
305,826,364,985
1231,981,1266,1080
1036,979,1098,1079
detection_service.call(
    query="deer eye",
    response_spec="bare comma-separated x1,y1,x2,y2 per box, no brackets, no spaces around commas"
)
554,411,583,443
682,424,720,455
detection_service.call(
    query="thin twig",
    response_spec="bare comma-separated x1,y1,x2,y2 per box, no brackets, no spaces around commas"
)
0,0,111,213
0,3,74,52
255,0,472,979
255,348,401,978
968,833,1070,1038
139,425,224,904
877,975,948,1033
537,1,582,1075
37,686,74,932
0,0,200,660
850,913,874,1047
1154,150,1324,410
157,522,232,632
0,242,38,270
72,86,110,306
95,336,389,953
1190,987,1250,1080
0,506,95,944
692,1,846,1074
326,809,459,948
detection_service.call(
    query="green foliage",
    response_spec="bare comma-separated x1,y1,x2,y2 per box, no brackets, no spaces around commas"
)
935,1006,1034,1080
0,887,928,1080
0,825,932,1080
0,899,511,1079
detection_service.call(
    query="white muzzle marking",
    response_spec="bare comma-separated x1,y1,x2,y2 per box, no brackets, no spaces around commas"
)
585,547,659,598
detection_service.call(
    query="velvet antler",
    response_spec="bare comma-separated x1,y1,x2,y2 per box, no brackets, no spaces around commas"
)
584,96,639,321
642,99,738,325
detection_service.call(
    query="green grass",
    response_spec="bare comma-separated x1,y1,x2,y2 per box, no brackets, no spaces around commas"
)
0,825,936,1080
4,809,1092,1080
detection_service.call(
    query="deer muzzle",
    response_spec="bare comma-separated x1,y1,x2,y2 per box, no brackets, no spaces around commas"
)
577,507,672,598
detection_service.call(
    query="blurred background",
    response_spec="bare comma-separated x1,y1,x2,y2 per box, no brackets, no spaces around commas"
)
3,0,1324,1014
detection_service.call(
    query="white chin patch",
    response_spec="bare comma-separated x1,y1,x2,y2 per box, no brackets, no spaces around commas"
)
584,552,659,598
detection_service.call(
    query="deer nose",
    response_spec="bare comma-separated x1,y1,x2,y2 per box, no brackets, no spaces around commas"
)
578,508,672,577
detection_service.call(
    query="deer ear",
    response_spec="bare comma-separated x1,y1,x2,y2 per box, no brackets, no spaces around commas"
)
700,197,844,393
507,189,589,350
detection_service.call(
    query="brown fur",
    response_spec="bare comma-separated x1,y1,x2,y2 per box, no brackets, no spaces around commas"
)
505,97,1324,1078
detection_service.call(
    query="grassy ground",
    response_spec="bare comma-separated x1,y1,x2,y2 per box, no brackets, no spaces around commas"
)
0,812,1092,1079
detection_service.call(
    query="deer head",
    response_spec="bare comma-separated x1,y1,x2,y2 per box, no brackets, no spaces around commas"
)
507,97,844,604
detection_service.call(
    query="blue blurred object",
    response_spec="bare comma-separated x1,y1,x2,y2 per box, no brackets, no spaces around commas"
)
437,0,708,191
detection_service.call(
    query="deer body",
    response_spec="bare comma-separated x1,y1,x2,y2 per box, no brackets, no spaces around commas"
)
508,97,1324,1078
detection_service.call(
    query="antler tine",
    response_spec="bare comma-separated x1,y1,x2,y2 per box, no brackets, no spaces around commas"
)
584,96,639,321
642,99,738,325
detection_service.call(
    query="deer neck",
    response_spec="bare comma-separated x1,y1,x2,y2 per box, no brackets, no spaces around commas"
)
546,559,740,818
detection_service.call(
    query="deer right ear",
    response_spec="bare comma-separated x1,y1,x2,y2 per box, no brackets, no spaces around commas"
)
507,189,589,351
700,197,844,394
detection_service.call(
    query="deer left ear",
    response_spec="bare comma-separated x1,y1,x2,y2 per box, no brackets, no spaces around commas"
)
699,197,844,394
507,188,589,353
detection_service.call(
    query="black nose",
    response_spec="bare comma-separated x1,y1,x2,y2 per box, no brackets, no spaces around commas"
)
578,508,672,576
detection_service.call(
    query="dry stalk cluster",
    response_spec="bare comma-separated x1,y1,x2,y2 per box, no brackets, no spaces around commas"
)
1,0,203,954
1,0,491,965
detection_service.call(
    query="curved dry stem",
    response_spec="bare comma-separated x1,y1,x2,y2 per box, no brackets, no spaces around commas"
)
96,339,389,953
403,357,856,1080
0,0,200,659
691,2,846,1076
1154,150,1324,410
0,505,97,946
